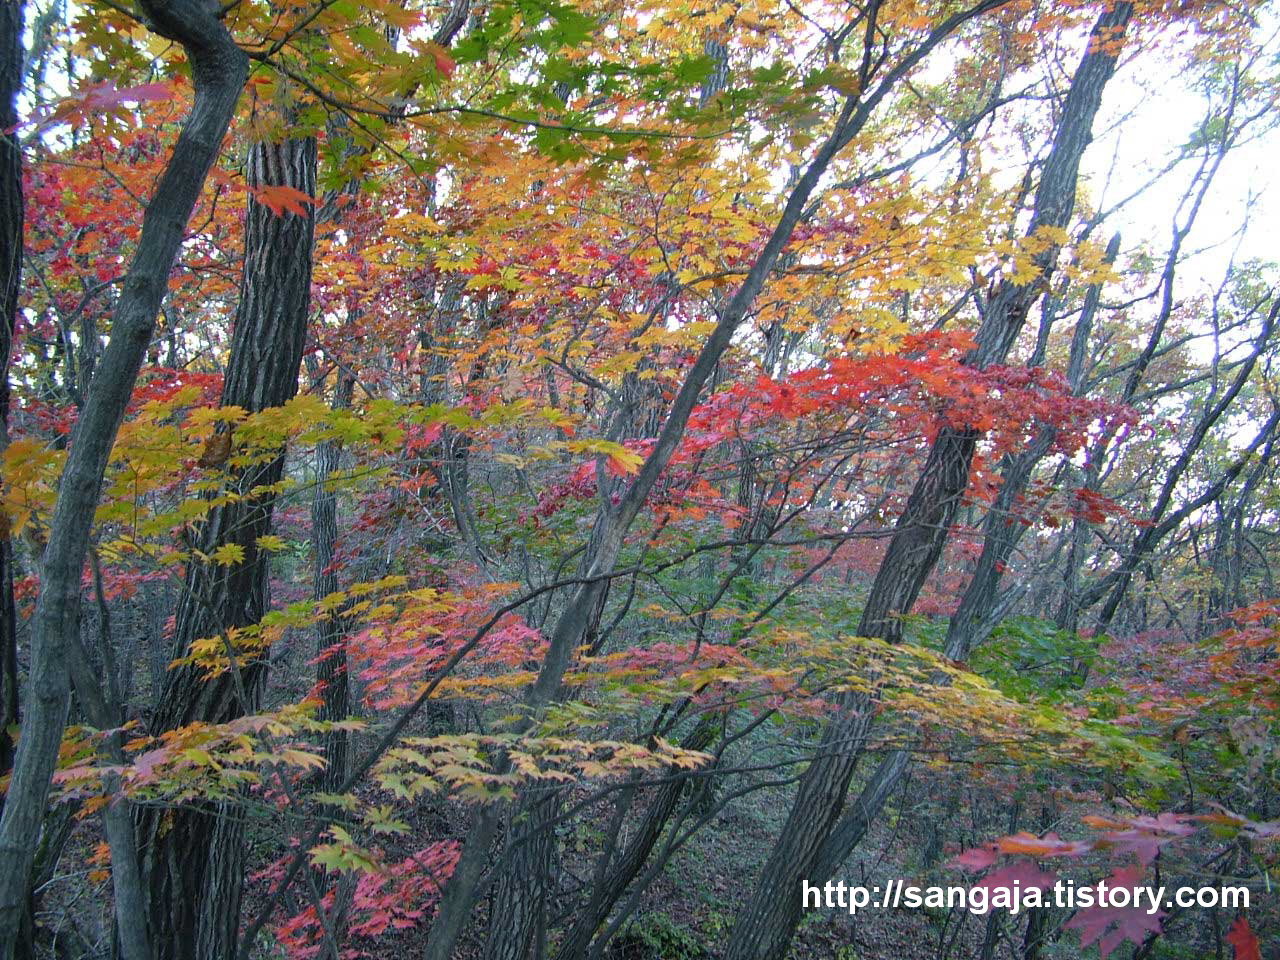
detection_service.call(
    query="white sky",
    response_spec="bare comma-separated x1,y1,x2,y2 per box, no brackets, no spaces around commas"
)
1084,17,1279,296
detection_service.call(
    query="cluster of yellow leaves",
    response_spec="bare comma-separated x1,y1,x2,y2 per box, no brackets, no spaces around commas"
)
171,575,422,677
0,383,633,584
49,705,364,810
374,732,710,804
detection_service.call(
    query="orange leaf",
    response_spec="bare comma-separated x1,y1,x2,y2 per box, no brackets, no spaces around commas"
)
1227,916,1261,960
252,184,317,218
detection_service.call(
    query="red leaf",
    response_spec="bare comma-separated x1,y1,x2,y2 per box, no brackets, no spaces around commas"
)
996,831,1093,858
1064,868,1164,959
24,81,173,133
81,81,172,110
950,845,998,872
426,41,456,78
1227,916,1262,960
1066,905,1164,959
976,861,1057,896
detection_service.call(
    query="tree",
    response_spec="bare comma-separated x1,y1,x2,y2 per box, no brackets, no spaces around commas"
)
0,3,247,953
0,0,23,790
3,2,1278,959
723,7,1134,958
135,128,317,960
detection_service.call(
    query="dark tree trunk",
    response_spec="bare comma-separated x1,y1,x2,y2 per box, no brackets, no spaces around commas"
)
0,0,23,790
0,4,247,951
0,13,31,944
723,9,1133,960
314,373,355,789
943,233,1119,660
484,793,557,960
139,134,316,960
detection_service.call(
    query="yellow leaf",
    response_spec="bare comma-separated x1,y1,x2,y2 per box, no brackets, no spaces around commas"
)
212,543,245,566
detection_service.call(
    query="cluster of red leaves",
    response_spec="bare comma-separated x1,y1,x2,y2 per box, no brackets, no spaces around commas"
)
1069,486,1131,525
269,841,461,959
1109,602,1280,726
683,331,1128,464
527,461,598,523
352,599,547,711
951,812,1272,958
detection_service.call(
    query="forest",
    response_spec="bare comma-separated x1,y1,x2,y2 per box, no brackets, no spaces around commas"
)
0,0,1277,958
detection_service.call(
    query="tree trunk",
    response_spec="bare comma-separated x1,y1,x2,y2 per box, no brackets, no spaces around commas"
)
484,793,557,960
0,0,23,790
313,373,355,788
943,233,1119,659
139,134,316,960
0,4,247,952
421,9,1012,958
723,9,1132,959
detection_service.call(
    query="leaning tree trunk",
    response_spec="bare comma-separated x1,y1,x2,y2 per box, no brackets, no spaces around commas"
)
723,9,1133,960
139,134,316,960
942,233,1119,660
0,4,247,953
553,716,719,960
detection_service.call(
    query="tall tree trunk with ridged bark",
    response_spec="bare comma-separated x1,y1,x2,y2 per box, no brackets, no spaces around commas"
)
313,370,355,788
723,9,1133,960
0,0,23,793
0,4,248,954
0,6,28,955
138,134,316,960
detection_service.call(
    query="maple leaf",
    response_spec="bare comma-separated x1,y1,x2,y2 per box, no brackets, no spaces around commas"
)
996,831,1093,858
252,184,317,218
212,543,246,566
24,81,172,133
196,430,233,468
1226,916,1261,960
1102,831,1170,865
606,448,644,477
1066,904,1164,959
949,845,998,872
975,860,1057,896
1065,868,1164,959
425,41,456,79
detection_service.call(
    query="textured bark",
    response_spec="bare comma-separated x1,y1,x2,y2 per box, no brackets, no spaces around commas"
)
0,0,23,790
723,9,1132,960
484,794,557,960
0,4,247,952
139,134,316,960
943,233,1119,659
314,373,355,790
0,6,28,954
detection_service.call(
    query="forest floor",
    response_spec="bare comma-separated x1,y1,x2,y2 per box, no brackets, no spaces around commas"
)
583,782,995,960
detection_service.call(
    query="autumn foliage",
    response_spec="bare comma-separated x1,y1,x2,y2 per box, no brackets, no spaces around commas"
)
0,1,1277,959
